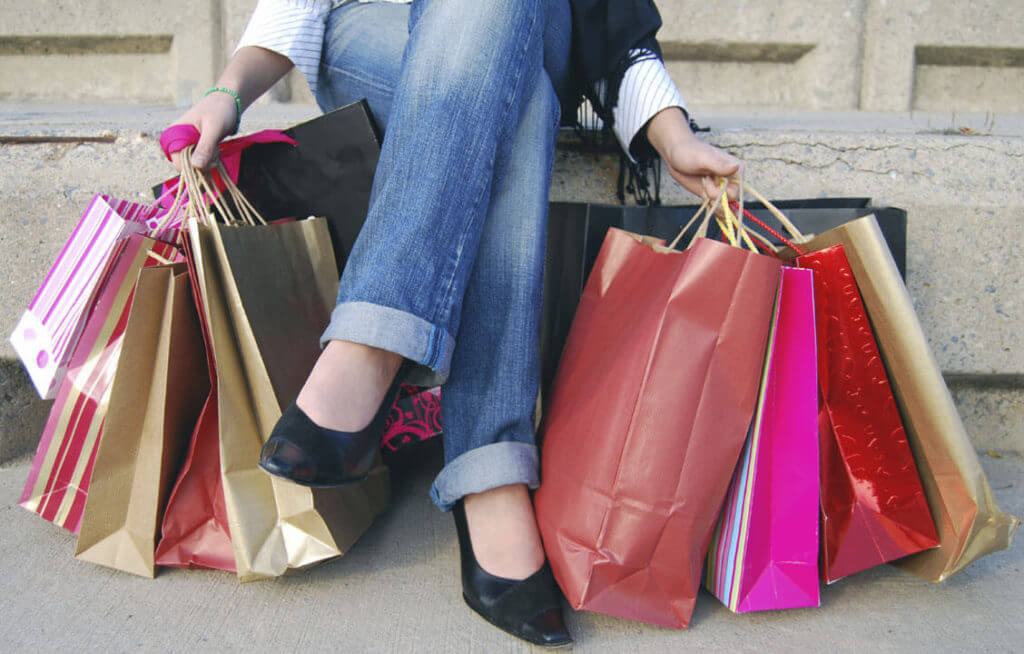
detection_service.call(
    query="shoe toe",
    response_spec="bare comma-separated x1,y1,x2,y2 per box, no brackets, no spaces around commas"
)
259,437,317,483
520,608,572,647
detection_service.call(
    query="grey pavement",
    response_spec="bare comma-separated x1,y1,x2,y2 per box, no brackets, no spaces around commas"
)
1,441,1021,654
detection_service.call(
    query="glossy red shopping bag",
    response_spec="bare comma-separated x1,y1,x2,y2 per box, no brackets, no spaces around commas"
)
535,228,781,629
795,244,939,582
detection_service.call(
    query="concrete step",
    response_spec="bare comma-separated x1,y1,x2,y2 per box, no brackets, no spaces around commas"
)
1,104,1022,462
1,445,1022,652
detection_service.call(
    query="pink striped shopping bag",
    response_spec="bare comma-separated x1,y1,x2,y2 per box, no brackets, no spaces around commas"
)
9,189,184,399
19,234,181,534
705,267,820,613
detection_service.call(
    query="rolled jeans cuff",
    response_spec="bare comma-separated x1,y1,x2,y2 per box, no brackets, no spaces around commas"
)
320,301,453,386
430,442,540,511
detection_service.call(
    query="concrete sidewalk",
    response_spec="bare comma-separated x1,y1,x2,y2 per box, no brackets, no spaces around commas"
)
1,441,1020,654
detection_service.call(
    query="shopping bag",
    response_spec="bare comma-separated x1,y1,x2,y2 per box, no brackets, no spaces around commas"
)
381,385,443,453
535,209,783,628
154,249,235,573
156,100,379,273
706,267,820,612
74,263,208,577
10,189,185,399
19,235,181,533
540,200,907,408
795,242,939,582
794,215,1020,581
154,391,235,572
234,100,381,271
180,161,388,581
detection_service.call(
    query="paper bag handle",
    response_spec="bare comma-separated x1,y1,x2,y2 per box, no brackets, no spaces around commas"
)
668,177,757,252
735,183,809,253
177,147,267,227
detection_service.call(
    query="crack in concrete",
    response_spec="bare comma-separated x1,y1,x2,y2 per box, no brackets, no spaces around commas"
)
740,154,899,176
0,135,116,145
716,138,1022,158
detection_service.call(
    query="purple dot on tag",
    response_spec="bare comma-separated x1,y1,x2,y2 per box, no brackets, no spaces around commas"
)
36,350,49,368
148,219,159,230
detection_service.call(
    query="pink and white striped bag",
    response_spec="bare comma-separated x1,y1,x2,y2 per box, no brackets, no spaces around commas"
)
19,234,182,533
9,188,184,399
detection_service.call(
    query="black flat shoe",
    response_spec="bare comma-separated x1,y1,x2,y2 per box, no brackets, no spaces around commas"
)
453,500,572,648
258,367,405,487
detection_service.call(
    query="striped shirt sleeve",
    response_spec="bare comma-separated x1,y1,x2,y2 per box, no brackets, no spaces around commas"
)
235,0,332,95
594,48,688,162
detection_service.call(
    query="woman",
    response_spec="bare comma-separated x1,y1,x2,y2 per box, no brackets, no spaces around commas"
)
170,0,740,646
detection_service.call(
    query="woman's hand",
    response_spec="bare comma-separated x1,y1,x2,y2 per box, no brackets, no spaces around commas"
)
645,107,742,202
164,46,296,172
168,91,238,172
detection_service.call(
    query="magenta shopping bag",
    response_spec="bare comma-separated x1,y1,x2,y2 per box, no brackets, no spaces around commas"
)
706,267,820,613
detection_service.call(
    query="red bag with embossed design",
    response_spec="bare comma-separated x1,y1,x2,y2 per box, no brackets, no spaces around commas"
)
795,244,938,583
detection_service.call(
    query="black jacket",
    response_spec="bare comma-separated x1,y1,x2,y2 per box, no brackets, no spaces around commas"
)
565,0,665,132
571,0,662,88
566,0,672,203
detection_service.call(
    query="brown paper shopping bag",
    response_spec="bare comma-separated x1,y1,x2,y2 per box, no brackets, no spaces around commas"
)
796,215,1019,581
183,159,388,581
74,263,209,577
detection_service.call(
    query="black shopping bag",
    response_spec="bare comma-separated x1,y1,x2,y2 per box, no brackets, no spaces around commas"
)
235,100,382,272
157,100,382,273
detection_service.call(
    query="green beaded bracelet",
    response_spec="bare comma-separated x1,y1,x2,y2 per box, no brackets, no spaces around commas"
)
204,86,242,134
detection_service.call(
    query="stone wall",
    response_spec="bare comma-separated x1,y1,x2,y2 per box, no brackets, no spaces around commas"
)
2,0,1023,112
0,1,1021,463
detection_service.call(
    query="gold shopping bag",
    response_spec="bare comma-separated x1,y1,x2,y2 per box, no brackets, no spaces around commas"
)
183,158,388,581
75,263,208,577
794,215,1019,581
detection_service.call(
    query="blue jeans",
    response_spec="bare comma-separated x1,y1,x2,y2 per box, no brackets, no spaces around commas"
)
315,0,571,510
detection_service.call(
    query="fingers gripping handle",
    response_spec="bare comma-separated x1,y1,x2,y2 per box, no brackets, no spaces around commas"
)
160,124,201,161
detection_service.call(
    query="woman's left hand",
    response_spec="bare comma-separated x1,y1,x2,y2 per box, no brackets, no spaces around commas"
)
645,107,742,202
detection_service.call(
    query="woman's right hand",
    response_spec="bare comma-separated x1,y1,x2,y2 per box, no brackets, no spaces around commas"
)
168,91,238,172
165,46,296,171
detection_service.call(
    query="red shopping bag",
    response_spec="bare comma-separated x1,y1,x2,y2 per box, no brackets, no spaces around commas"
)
154,387,235,572
535,227,782,629
795,244,939,582
154,229,235,572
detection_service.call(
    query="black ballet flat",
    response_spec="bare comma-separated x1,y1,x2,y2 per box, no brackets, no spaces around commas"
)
258,369,405,487
452,500,572,648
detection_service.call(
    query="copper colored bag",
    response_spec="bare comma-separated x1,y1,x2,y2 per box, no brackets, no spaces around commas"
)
794,216,1019,581
535,225,781,628
796,244,938,582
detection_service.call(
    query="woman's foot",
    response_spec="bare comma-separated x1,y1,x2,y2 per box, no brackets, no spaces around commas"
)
258,340,405,486
454,485,571,648
463,484,546,580
296,340,404,432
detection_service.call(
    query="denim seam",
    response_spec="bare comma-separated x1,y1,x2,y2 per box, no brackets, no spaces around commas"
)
424,324,439,369
321,65,397,96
